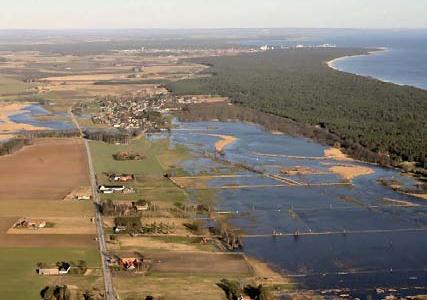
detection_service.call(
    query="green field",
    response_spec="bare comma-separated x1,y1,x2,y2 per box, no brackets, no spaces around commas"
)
0,247,101,300
90,137,191,205
90,138,190,177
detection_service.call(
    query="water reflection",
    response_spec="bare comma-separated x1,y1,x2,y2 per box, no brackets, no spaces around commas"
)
168,121,426,296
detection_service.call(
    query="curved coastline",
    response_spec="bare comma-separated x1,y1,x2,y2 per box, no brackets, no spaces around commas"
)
325,47,426,89
327,47,388,75
327,47,388,70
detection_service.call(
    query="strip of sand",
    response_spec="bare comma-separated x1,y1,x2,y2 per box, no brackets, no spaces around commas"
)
324,147,352,161
206,133,238,152
329,165,374,181
407,193,427,200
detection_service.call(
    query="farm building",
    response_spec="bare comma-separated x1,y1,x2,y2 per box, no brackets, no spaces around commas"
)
37,262,71,276
119,257,143,271
13,218,47,229
58,262,71,274
114,225,127,233
98,185,125,194
109,174,135,182
37,268,59,276
133,200,150,211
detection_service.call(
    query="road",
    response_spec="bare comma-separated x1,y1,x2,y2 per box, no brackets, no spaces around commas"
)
70,110,116,300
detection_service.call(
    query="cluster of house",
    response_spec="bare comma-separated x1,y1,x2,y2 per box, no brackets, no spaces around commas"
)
98,185,135,194
108,256,145,272
109,173,135,182
37,262,71,276
13,218,47,229
91,91,173,131
175,95,228,105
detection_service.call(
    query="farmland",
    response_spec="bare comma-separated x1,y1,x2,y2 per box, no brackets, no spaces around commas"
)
0,136,101,298
0,247,101,300
0,138,89,201
0,38,305,299
90,138,191,205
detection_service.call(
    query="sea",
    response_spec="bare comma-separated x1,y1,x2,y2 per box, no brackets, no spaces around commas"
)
238,29,427,90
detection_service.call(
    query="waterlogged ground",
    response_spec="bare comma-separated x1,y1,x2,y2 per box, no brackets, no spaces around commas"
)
9,104,73,130
168,121,427,298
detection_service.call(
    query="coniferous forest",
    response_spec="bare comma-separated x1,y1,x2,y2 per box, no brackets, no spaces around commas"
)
168,48,427,169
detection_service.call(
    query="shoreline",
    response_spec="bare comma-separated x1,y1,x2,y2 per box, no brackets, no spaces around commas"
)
326,47,388,71
326,47,427,90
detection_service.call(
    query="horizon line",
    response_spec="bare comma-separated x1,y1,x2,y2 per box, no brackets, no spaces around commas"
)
1,26,427,31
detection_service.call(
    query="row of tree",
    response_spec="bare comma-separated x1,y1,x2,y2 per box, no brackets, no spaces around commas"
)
84,129,130,144
0,138,32,156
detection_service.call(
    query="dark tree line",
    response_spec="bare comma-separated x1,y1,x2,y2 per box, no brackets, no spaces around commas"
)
168,48,427,169
84,129,130,144
0,138,32,156
23,129,80,138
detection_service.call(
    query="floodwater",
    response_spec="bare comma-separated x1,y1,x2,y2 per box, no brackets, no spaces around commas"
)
9,104,73,130
167,121,427,299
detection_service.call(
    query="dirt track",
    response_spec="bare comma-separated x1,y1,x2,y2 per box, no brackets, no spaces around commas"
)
0,138,89,201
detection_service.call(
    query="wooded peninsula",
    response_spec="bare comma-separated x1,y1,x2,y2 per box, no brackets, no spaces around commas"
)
168,48,427,173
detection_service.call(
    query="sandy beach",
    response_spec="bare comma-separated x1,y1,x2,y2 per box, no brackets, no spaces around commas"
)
329,165,374,181
324,147,352,161
0,102,47,135
207,133,238,152
326,48,388,71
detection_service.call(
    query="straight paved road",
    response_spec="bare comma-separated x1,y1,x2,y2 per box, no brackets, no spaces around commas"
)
70,110,116,300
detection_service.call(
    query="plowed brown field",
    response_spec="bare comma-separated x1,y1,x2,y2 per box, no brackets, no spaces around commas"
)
0,138,89,201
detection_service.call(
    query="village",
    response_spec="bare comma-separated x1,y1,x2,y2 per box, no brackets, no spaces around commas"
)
90,91,174,132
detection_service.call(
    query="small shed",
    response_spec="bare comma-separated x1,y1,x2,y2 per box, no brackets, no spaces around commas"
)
37,268,59,276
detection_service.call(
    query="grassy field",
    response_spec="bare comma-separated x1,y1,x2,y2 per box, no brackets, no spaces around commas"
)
90,138,190,177
114,275,228,300
90,138,191,205
0,76,34,96
0,247,102,300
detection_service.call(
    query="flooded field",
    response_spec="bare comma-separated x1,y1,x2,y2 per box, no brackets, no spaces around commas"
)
167,121,427,298
9,104,73,130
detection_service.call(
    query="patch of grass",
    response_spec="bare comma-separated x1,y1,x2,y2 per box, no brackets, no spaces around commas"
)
114,275,229,300
91,138,193,207
154,236,201,245
0,76,34,96
0,200,95,218
0,247,101,300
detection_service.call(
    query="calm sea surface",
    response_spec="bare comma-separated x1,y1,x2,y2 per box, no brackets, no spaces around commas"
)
241,29,427,90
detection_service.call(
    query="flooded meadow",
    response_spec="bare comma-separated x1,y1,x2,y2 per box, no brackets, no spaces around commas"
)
167,121,427,298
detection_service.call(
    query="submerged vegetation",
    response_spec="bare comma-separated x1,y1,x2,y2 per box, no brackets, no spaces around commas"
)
168,48,427,169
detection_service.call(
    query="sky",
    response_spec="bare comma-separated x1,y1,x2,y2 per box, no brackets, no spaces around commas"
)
0,0,426,29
